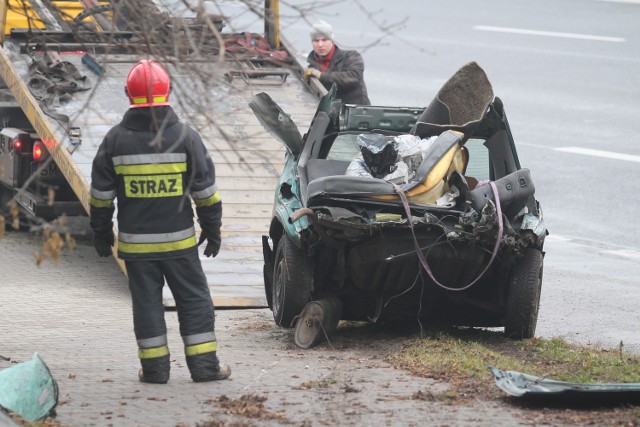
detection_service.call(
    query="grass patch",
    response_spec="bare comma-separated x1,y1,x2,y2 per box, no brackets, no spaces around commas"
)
387,328,640,425
388,328,640,394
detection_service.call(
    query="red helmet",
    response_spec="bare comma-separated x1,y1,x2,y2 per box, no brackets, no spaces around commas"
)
125,60,171,108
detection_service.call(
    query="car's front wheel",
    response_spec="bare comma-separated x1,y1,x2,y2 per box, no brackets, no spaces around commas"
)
272,234,312,327
504,248,544,339
263,263,274,311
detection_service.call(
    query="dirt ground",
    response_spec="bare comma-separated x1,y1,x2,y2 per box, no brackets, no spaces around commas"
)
198,309,640,427
208,309,516,427
2,231,639,427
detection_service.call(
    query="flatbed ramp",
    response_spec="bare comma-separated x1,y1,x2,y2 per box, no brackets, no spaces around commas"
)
0,1,319,307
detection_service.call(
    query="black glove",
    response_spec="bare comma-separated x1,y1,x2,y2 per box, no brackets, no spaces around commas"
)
198,228,221,258
196,202,222,258
93,229,114,257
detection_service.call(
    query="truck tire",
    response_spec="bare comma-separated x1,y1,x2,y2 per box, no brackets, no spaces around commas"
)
272,234,312,328
0,186,15,229
504,248,543,339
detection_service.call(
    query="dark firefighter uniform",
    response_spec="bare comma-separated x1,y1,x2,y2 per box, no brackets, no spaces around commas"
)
89,103,228,383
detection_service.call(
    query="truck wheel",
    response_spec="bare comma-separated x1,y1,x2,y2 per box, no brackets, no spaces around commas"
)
0,187,15,229
504,248,543,339
272,234,312,327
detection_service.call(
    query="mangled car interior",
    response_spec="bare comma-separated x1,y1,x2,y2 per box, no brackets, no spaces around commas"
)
251,62,547,348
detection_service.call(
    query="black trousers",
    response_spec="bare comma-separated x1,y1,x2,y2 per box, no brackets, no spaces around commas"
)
125,250,215,343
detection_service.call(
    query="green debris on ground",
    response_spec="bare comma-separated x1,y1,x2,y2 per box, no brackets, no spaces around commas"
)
388,328,640,389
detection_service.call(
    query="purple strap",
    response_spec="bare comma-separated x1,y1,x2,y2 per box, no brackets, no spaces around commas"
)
391,181,504,292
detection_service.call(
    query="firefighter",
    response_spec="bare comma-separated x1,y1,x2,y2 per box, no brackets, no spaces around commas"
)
89,59,231,384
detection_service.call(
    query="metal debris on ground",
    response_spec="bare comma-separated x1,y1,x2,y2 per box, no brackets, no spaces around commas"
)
490,367,640,404
0,352,58,422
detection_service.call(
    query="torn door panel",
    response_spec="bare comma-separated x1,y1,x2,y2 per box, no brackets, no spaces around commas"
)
490,367,640,404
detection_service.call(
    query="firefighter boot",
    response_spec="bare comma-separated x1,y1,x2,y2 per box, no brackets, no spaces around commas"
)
186,351,231,382
138,355,170,384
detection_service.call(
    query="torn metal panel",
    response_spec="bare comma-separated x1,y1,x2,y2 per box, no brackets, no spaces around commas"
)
490,367,640,403
0,353,58,422
521,210,546,238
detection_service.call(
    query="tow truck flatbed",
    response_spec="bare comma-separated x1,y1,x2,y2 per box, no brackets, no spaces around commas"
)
0,0,320,307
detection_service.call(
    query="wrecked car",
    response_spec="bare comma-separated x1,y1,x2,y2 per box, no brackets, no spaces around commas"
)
250,62,547,346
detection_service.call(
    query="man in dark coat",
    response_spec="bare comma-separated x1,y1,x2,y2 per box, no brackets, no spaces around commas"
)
305,20,371,105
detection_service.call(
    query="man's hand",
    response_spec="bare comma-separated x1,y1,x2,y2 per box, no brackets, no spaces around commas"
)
93,229,114,257
198,228,221,258
303,68,322,81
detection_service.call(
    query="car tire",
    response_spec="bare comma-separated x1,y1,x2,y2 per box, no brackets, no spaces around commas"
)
272,234,312,328
263,263,274,310
504,248,543,340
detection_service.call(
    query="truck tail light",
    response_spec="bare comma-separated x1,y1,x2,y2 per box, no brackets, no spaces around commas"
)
33,141,44,161
13,139,24,151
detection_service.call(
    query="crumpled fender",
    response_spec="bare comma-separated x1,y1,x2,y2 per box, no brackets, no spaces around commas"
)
0,352,58,422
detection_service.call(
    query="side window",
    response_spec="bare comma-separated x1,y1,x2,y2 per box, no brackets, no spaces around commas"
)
465,138,490,181
325,134,360,161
